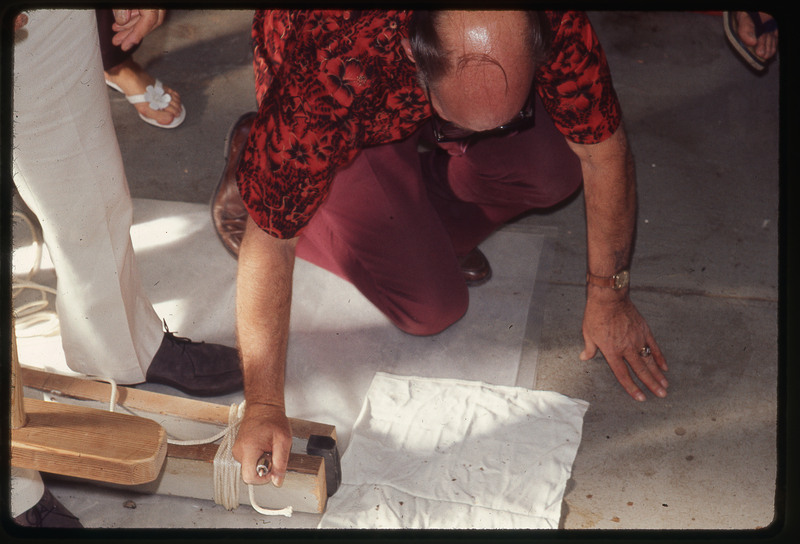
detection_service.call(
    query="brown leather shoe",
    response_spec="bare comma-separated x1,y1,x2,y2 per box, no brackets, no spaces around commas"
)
459,247,492,286
211,112,255,258
145,324,243,397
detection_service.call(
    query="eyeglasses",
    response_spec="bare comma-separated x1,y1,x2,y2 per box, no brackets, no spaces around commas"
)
426,86,536,143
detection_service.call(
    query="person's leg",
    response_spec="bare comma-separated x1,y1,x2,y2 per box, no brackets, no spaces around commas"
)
10,468,44,520
95,9,184,127
421,94,584,256
10,467,82,528
296,133,469,336
13,10,163,383
295,97,581,336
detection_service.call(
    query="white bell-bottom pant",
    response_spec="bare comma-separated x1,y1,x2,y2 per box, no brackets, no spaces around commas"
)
12,9,163,385
11,9,168,517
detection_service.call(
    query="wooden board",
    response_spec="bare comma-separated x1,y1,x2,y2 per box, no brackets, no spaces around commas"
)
21,367,336,440
11,398,168,486
11,328,26,429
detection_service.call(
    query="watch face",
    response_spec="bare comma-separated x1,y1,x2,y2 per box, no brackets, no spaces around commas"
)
613,270,630,289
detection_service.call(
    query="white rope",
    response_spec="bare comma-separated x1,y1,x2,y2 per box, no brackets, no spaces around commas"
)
248,485,293,517
210,401,293,517
166,427,230,447
39,373,119,413
97,376,119,413
213,403,245,510
11,211,60,338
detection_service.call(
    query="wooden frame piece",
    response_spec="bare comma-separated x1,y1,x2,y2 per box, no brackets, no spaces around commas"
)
20,367,336,440
12,398,168,486
11,332,168,486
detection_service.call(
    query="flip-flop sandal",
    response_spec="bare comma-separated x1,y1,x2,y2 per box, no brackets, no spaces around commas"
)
106,78,187,129
723,11,778,71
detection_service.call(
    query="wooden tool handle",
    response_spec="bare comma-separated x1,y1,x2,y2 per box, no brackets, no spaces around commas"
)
11,319,27,430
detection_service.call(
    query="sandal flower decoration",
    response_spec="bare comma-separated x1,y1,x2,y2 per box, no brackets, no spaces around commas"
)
144,81,172,111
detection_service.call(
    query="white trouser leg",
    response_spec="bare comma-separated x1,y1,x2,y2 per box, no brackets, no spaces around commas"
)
12,10,163,383
10,468,45,518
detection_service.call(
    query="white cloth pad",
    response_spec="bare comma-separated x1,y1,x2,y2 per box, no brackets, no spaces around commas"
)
319,372,589,529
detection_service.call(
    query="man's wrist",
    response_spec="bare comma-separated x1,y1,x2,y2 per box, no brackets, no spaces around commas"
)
241,364,286,409
586,269,630,290
244,397,286,412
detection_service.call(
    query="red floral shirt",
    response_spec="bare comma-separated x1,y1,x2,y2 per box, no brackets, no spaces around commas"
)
238,10,621,238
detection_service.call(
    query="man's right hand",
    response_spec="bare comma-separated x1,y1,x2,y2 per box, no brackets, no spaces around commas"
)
232,401,293,486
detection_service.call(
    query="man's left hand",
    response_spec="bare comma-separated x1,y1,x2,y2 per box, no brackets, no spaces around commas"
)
580,292,668,401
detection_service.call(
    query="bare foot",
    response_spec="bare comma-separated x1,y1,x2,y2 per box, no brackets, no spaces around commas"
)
735,12,778,62
105,58,183,126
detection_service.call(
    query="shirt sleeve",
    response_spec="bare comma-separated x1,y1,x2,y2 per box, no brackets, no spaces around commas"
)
235,11,359,238
236,10,424,239
536,11,622,144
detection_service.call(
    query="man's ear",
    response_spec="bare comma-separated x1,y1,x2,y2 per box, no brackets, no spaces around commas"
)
400,37,415,63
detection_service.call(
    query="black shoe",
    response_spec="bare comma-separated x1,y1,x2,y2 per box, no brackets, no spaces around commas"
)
13,488,83,528
145,323,243,397
459,248,492,287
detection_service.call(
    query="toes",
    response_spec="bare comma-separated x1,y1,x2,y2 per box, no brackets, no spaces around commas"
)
135,104,176,125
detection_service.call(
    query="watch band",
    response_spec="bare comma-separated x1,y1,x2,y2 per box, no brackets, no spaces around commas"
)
586,269,630,290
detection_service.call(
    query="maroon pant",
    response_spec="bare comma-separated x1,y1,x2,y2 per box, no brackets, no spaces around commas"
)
295,96,582,336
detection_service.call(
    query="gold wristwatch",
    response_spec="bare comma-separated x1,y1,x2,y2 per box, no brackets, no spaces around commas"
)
586,269,630,290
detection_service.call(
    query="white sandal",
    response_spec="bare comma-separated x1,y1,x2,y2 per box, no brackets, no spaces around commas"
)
106,78,187,129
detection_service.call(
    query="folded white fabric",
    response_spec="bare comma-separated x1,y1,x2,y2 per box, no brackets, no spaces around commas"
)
319,373,589,529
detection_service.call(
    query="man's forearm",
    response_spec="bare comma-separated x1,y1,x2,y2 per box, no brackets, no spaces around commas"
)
236,216,298,408
569,126,637,286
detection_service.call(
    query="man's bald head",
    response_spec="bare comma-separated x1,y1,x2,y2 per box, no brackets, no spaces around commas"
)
406,11,550,132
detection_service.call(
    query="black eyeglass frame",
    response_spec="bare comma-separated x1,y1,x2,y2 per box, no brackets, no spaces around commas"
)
425,85,536,143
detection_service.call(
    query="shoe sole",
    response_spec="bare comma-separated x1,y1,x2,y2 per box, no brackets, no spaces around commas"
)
145,372,243,398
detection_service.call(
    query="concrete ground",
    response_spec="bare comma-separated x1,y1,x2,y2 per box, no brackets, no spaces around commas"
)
14,9,788,535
